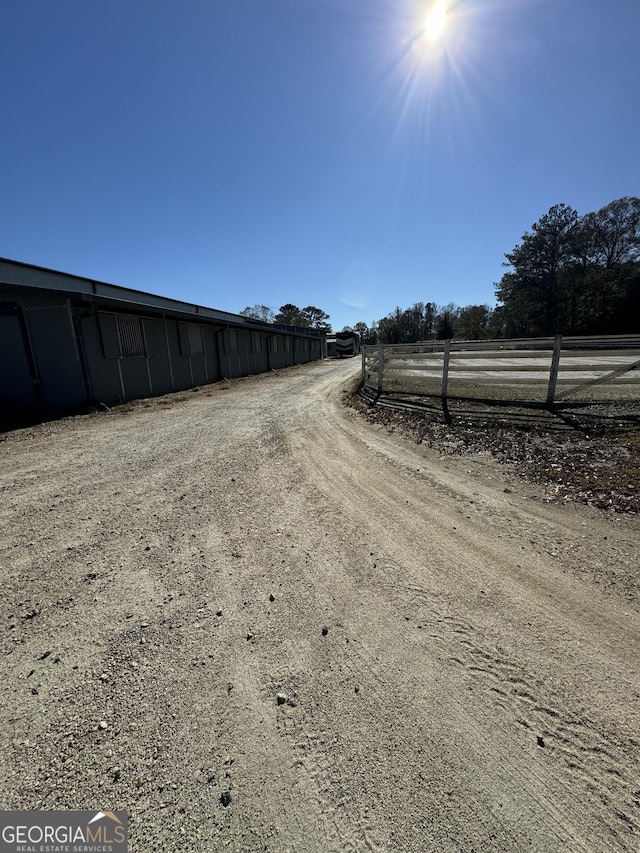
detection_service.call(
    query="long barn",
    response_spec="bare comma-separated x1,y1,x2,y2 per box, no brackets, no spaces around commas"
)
0,258,326,416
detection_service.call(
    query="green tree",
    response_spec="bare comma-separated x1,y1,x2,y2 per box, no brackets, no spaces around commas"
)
582,196,640,269
436,311,454,340
301,306,331,330
456,304,492,340
239,304,276,323
274,304,309,326
377,312,402,343
496,203,580,335
485,305,507,339
361,322,379,344
424,302,435,340
274,304,331,328
353,321,369,342
577,198,640,333
609,263,640,333
434,303,459,339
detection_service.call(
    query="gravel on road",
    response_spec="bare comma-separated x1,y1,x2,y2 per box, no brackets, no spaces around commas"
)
1,359,638,852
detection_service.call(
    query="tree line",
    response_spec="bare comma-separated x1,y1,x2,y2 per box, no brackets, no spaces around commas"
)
240,303,331,330
239,197,638,344
352,196,639,344
495,196,640,337
347,302,498,345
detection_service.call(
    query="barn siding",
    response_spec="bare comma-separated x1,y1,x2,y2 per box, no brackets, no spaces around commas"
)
0,310,37,407
26,303,86,407
1,259,325,416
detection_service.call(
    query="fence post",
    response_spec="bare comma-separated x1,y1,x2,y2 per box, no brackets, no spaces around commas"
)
377,341,384,394
547,334,562,405
441,339,451,400
362,346,366,385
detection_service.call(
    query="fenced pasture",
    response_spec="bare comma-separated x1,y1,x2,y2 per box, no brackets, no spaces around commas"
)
362,335,640,405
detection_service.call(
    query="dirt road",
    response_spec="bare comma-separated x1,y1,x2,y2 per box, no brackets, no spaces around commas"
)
1,359,638,852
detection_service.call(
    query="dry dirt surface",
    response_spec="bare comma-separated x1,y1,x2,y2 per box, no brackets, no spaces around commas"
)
356,388,640,516
1,359,639,852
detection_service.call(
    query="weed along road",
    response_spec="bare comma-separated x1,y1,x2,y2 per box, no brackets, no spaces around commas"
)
1,358,638,852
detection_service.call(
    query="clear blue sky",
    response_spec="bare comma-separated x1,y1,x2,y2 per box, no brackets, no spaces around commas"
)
1,1,638,332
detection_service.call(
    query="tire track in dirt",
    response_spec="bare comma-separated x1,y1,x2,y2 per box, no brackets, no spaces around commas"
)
289,364,639,850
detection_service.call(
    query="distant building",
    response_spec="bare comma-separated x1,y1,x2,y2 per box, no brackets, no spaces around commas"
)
0,258,325,417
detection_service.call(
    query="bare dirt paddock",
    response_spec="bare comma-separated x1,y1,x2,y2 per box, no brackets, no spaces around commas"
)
1,359,638,852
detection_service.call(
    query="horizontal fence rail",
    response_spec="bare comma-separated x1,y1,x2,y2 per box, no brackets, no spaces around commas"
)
362,335,640,405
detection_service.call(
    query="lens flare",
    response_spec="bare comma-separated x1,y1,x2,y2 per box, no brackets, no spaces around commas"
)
424,0,448,43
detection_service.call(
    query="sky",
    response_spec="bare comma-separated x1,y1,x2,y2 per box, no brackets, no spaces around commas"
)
1,1,638,332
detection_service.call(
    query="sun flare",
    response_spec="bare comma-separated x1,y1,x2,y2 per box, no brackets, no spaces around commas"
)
424,0,448,43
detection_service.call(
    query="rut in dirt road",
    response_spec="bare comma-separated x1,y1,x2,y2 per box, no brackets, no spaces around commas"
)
1,358,638,852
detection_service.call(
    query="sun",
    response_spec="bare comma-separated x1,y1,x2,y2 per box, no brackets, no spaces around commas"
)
424,0,449,43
